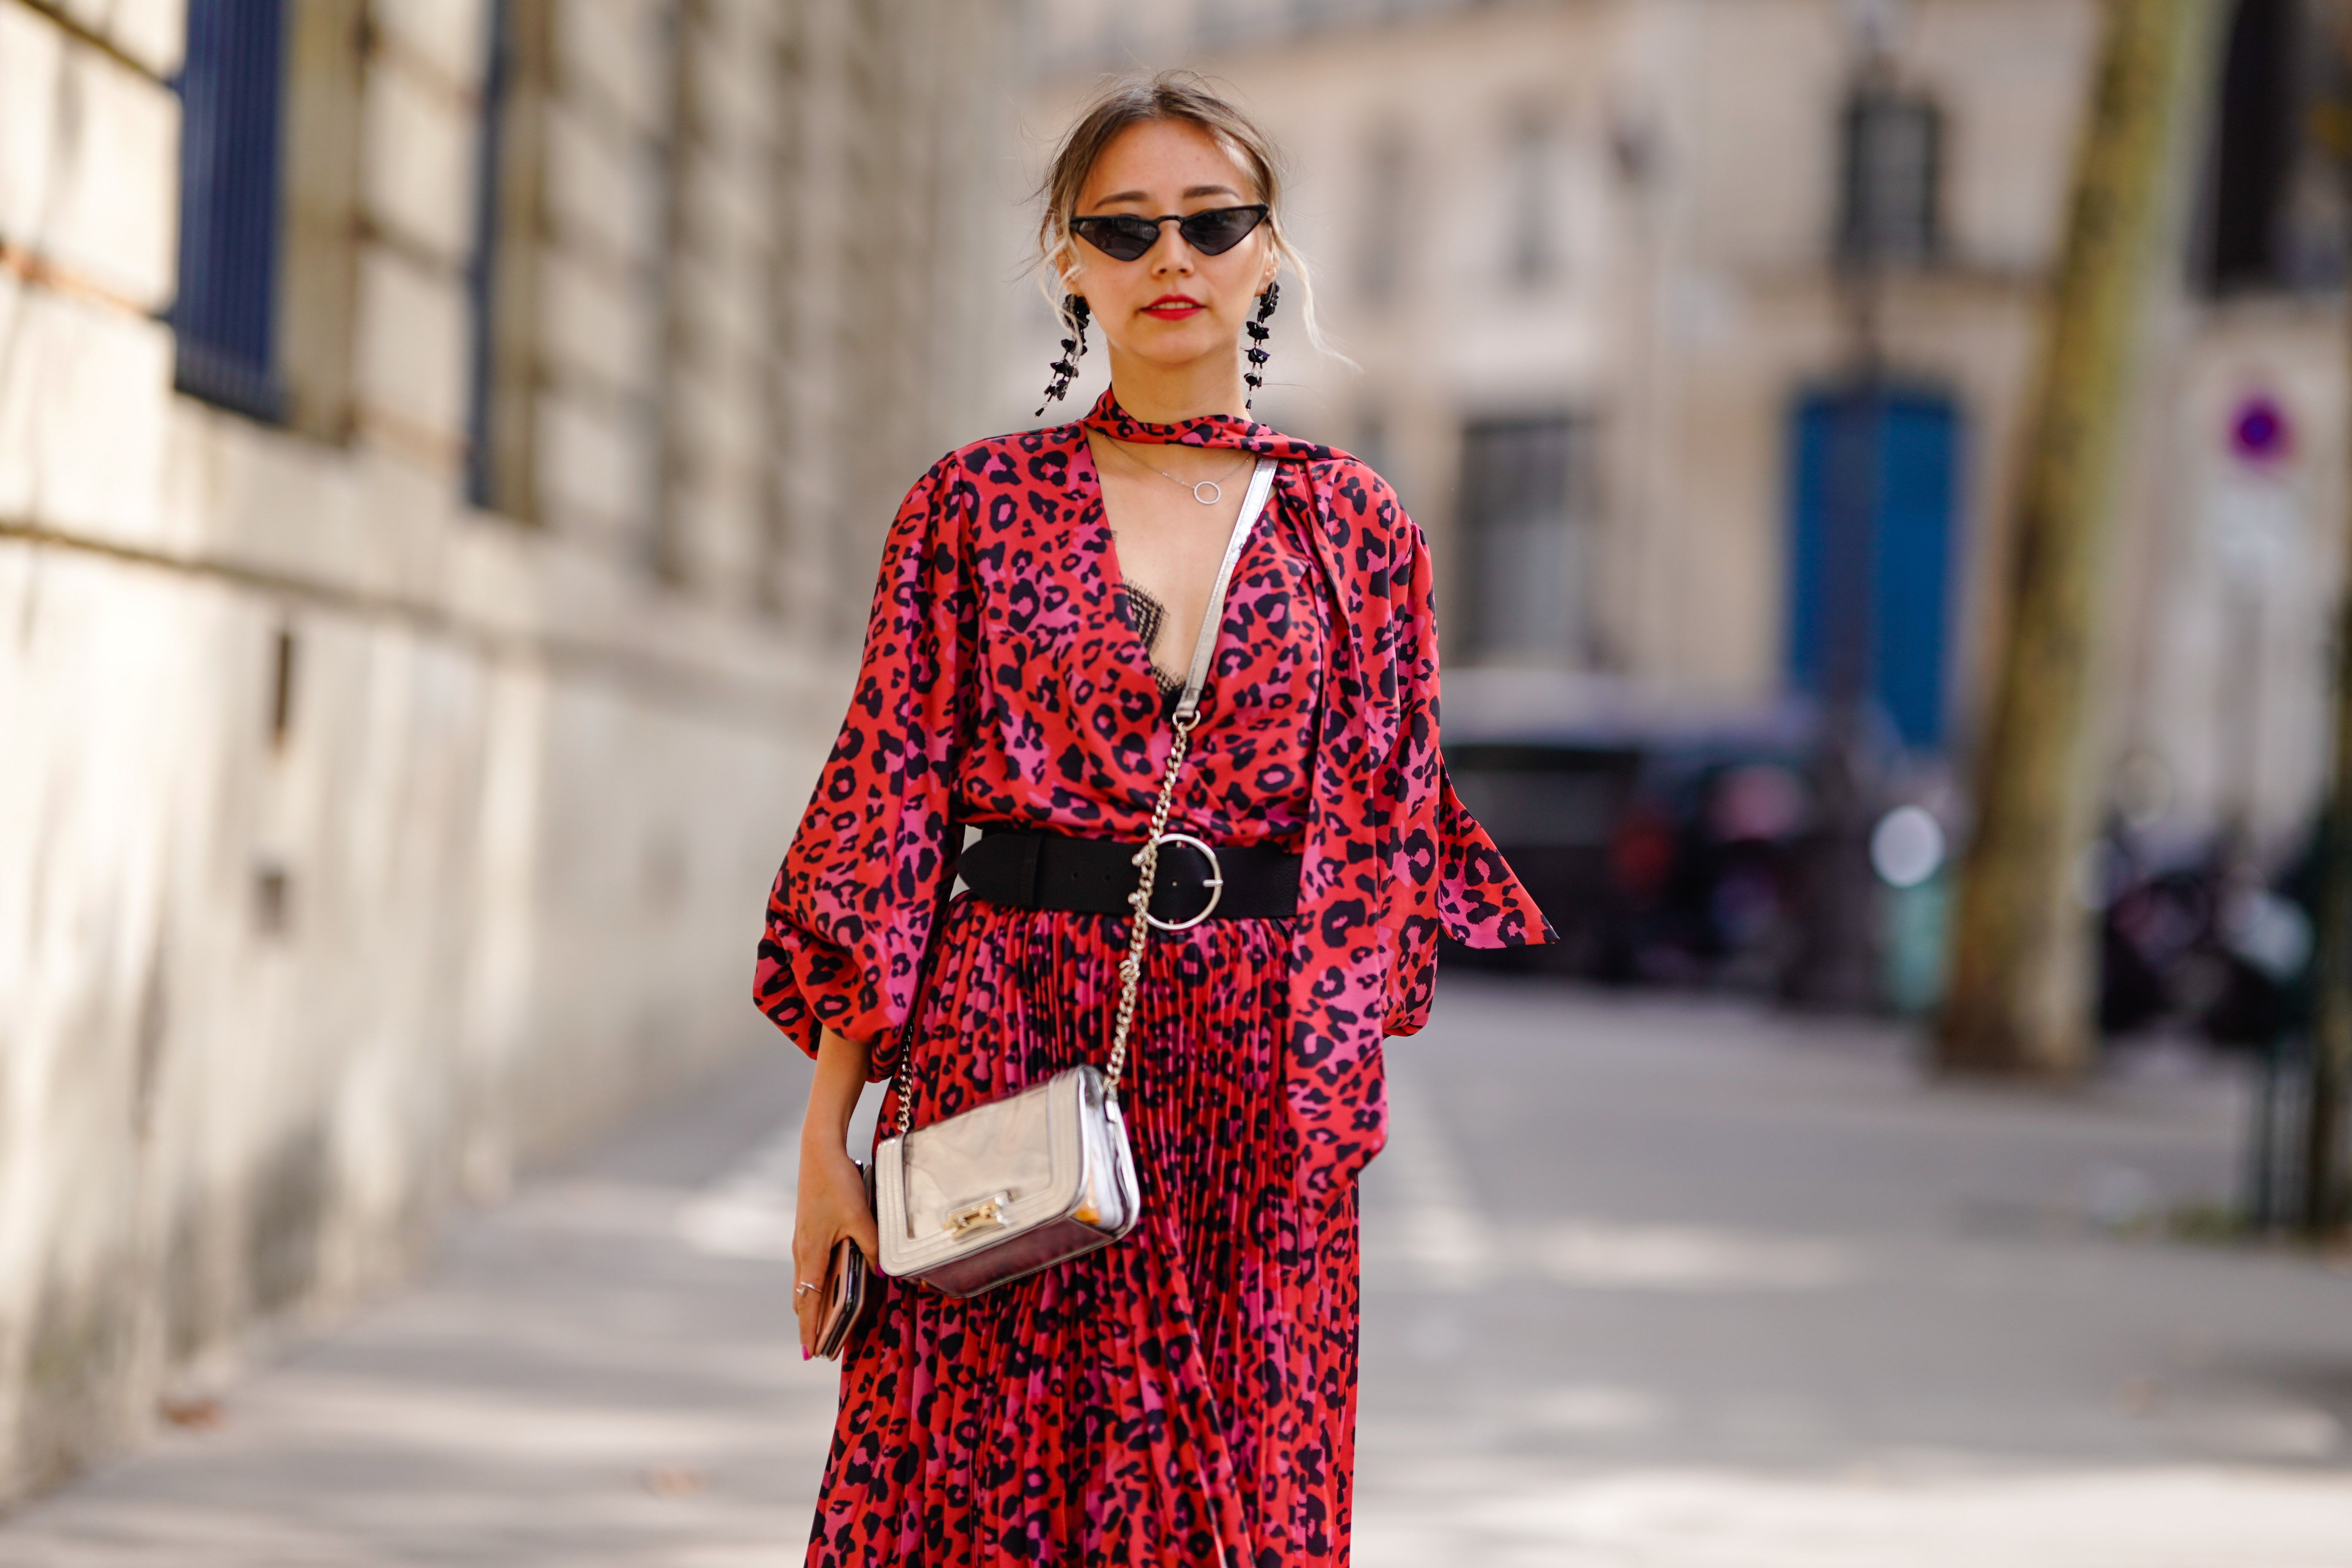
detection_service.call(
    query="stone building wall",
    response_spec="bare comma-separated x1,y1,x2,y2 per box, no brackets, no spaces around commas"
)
0,0,1010,1503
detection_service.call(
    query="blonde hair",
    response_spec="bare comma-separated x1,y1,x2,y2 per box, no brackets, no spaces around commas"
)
1036,71,1331,357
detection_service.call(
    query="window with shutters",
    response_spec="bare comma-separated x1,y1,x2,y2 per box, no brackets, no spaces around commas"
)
1356,129,1409,311
1836,85,1942,268
173,0,290,419
173,0,364,437
2203,0,2349,294
1456,415,1601,667
1506,115,1564,288
465,0,551,517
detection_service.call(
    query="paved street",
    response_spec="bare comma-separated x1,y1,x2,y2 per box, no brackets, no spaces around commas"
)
6,981,2352,1566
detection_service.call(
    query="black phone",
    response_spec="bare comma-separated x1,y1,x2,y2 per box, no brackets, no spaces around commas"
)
813,1160,876,1360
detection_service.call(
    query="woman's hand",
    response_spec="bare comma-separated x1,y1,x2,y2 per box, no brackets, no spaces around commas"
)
793,1026,879,1356
792,1137,880,1355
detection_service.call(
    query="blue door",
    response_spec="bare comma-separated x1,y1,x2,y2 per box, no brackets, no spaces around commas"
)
1785,387,1961,750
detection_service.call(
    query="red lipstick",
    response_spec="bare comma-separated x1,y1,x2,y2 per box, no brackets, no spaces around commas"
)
1141,294,1205,320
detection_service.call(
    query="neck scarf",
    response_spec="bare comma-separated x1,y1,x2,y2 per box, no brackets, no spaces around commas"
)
1079,389,1332,462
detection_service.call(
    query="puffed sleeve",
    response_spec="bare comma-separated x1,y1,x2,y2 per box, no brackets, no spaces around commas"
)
1382,505,1552,1036
754,457,973,1071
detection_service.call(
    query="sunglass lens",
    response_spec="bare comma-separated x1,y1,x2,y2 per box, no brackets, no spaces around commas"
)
1179,207,1266,255
1076,216,1159,262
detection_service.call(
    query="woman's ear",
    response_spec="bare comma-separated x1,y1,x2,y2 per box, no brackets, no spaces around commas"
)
1053,235,1086,296
1257,241,1279,292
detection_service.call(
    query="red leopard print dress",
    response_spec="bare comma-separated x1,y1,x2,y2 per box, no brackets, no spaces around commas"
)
758,391,1547,1565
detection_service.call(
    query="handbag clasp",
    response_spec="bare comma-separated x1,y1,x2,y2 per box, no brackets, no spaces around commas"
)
946,1193,1010,1237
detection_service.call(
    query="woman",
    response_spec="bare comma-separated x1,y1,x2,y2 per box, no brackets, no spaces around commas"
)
757,72,1548,1565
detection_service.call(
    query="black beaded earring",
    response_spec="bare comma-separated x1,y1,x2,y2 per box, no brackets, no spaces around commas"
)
1035,295,1090,417
1244,281,1279,411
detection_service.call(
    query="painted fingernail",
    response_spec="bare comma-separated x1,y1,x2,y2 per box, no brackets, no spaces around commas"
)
801,1347,811,1362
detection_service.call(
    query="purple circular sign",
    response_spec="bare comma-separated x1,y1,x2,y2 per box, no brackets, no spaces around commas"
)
2230,394,2293,464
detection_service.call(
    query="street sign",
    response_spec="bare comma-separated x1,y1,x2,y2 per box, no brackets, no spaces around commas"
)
2229,391,2293,466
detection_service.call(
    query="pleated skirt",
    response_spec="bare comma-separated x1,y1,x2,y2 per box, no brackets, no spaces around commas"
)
805,892,1358,1567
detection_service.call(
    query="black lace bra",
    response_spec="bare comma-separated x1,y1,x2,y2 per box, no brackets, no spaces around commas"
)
1113,583,1187,699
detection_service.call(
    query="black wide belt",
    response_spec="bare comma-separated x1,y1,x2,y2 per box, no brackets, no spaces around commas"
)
958,830,1300,925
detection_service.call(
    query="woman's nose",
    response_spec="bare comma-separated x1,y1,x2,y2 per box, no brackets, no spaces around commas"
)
1148,228,1195,272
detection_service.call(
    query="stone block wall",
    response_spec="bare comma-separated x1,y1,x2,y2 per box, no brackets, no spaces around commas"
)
0,0,1010,1504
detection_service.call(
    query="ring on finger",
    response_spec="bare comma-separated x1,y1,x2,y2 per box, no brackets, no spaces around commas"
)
793,1281,819,1297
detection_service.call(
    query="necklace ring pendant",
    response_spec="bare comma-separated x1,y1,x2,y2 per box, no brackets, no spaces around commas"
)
1190,480,1222,505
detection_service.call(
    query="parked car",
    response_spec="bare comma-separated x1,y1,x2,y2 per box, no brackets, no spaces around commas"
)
1442,693,1829,989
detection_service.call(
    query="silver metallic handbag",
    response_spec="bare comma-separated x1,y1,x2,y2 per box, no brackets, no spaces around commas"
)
874,459,1277,1298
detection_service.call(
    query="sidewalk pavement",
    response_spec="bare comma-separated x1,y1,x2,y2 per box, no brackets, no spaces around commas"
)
5,981,2351,1566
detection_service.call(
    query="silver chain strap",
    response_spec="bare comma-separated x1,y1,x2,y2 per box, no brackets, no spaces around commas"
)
1106,708,1199,1095
894,711,1195,1136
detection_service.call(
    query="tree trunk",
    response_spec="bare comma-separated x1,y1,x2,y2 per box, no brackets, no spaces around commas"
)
1939,0,2220,1077
2300,100,2352,1226
2303,588,2352,1236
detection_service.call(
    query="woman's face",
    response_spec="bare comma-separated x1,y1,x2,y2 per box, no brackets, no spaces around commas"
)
1066,119,1279,376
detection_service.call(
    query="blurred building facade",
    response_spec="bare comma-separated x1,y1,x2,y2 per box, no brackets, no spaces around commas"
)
0,0,1008,1501
1020,0,2352,857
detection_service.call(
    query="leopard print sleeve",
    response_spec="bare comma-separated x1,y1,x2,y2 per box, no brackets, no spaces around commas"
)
1374,478,1553,1039
754,453,975,1069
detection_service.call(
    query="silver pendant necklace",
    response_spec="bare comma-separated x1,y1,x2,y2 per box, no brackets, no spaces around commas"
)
1112,440,1251,505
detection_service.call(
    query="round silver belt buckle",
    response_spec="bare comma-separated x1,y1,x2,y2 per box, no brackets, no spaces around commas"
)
1144,832,1223,931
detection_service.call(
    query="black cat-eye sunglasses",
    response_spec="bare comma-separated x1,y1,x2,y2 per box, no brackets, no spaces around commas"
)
1068,204,1270,262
